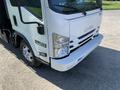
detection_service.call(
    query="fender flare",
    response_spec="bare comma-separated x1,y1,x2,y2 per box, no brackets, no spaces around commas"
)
13,31,49,65
13,31,34,55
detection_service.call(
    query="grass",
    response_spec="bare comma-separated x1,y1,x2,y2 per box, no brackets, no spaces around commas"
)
103,1,120,10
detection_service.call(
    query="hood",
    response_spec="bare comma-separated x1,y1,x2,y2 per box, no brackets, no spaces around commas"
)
67,10,102,50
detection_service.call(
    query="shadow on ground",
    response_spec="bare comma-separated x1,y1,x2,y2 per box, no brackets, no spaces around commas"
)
0,39,120,90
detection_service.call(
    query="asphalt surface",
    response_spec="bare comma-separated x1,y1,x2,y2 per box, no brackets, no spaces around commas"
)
0,10,120,90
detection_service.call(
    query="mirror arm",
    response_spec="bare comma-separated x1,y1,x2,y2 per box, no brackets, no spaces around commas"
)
18,6,45,35
18,6,40,26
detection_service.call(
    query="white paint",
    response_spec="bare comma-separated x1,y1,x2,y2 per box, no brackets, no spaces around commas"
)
4,0,103,71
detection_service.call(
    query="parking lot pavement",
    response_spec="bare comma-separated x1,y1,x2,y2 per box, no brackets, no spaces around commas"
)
0,10,120,90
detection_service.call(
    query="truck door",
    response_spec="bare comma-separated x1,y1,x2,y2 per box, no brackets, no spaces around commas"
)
6,0,49,63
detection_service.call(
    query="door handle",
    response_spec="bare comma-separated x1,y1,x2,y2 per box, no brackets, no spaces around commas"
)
13,15,18,26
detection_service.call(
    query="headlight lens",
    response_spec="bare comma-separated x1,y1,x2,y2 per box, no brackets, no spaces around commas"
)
53,33,70,58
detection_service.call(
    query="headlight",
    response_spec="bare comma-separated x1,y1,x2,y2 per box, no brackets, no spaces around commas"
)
52,33,70,58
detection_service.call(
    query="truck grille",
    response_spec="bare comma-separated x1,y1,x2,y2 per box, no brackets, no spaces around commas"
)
70,29,95,52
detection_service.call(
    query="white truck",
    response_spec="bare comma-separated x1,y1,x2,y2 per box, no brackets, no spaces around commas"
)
0,0,103,72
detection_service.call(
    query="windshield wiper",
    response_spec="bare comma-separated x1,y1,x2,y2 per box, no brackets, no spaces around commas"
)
53,4,79,11
53,4,87,15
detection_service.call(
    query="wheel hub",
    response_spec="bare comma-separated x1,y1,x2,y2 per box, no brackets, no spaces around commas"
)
22,46,33,62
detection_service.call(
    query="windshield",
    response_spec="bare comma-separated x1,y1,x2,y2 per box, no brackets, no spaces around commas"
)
48,0,102,14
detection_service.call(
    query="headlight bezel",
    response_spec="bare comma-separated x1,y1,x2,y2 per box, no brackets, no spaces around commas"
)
52,33,70,58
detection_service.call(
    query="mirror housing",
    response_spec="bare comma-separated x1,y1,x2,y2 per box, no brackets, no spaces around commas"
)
37,25,45,35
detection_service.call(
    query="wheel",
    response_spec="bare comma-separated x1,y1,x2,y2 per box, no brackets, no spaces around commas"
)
0,29,12,43
0,29,2,39
2,31,9,43
20,40,40,67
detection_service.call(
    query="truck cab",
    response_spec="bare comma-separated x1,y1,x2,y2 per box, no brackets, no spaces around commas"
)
0,0,103,71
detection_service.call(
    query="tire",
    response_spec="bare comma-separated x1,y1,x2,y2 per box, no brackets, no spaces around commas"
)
20,40,40,67
2,31,9,43
1,30,11,44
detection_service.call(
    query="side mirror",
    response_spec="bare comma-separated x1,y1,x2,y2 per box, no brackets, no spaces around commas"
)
37,25,45,35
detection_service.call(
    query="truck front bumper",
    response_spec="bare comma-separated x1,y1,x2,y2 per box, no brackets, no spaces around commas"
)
51,34,103,72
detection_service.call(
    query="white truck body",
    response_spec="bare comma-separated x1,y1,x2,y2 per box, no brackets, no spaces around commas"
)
1,0,103,71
